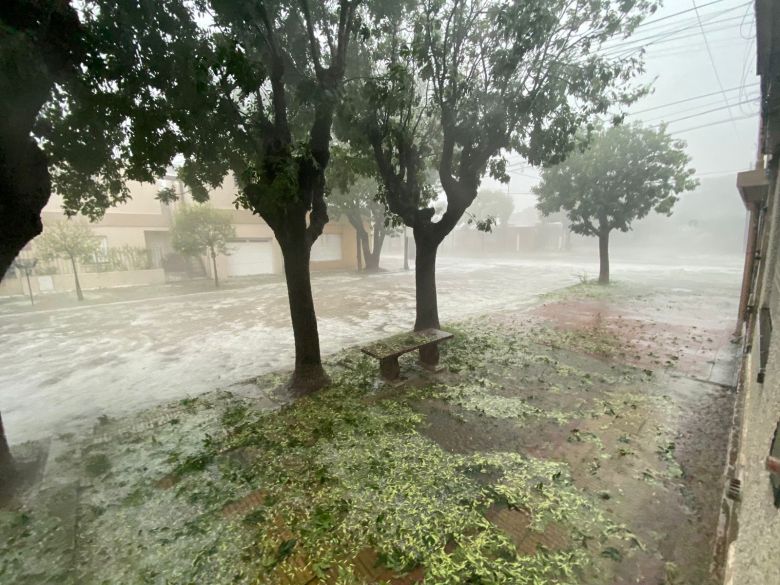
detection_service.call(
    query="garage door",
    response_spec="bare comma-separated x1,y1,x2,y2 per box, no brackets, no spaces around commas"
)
226,240,274,276
311,233,343,262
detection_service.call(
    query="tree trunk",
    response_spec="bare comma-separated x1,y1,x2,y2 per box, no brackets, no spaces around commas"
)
359,231,372,271
0,411,14,495
364,224,385,273
0,2,83,283
70,255,84,301
598,230,610,285
279,236,329,393
403,231,409,271
414,232,440,331
414,230,441,366
25,271,34,305
355,230,363,271
0,141,50,281
210,248,219,288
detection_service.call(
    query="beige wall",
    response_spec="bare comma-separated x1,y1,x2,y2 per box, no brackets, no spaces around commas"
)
725,170,780,585
204,175,240,210
92,226,148,248
44,180,169,216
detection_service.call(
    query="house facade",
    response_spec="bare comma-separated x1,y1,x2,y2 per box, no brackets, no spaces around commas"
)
1,175,358,297
722,2,780,583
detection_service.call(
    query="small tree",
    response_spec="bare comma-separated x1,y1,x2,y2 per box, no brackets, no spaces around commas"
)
35,220,101,300
171,205,235,288
535,123,698,284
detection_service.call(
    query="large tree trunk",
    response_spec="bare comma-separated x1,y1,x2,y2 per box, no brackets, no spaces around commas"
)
0,142,50,279
0,411,14,495
598,229,610,285
279,236,329,393
70,255,84,301
414,231,440,331
0,1,84,281
413,229,441,366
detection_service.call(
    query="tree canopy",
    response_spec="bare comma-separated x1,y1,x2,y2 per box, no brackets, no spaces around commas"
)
534,123,698,238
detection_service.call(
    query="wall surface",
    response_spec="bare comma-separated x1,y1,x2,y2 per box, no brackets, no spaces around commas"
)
725,168,780,585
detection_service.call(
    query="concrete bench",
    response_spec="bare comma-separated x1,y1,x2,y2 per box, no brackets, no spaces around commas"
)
361,328,454,381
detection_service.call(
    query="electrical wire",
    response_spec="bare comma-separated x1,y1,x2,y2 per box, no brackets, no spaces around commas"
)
691,0,738,131
671,112,757,134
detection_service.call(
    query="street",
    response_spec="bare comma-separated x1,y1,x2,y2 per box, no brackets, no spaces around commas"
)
0,254,742,443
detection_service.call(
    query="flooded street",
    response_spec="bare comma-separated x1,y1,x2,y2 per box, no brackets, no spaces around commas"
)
0,254,742,443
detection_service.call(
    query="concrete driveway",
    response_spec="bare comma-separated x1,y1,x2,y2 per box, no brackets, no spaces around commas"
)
0,254,742,443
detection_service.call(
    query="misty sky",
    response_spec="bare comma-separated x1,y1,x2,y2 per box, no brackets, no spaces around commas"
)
497,0,760,213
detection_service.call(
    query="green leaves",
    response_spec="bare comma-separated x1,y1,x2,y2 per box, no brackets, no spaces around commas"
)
534,123,698,237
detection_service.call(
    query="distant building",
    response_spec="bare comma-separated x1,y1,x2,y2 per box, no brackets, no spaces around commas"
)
1,175,358,297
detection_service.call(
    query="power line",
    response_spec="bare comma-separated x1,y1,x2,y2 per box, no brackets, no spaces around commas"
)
629,84,750,115
649,97,759,125
645,37,751,59
692,0,738,132
601,18,751,58
635,0,731,29
599,4,751,57
672,112,757,134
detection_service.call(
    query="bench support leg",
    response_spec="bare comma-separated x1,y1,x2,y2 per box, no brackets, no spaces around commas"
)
419,343,440,370
380,356,400,381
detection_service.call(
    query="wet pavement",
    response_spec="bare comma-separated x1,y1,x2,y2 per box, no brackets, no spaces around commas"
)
0,254,742,443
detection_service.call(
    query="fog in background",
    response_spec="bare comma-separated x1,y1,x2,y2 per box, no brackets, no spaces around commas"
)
477,0,758,263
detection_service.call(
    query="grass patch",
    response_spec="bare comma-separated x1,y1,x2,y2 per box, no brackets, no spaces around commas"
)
84,453,111,477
